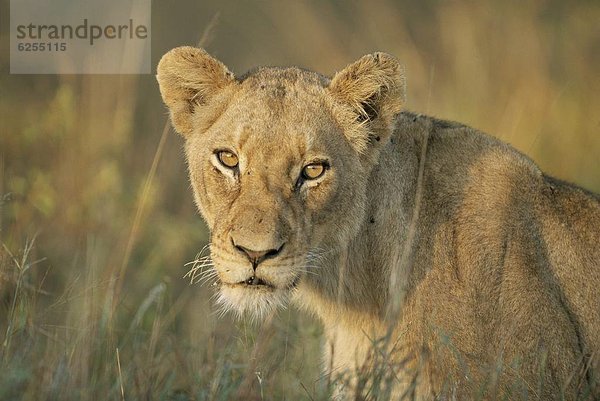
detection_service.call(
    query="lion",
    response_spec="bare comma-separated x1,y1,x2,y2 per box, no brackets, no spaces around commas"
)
156,47,600,400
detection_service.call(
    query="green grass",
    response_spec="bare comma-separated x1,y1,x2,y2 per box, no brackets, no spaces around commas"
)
0,236,329,400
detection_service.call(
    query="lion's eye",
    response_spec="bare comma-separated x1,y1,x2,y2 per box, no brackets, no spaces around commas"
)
302,163,326,180
217,151,239,168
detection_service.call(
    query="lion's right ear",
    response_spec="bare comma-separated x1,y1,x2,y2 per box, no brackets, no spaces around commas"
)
156,47,236,136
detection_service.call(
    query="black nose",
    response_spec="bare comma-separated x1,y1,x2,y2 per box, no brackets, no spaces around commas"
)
233,243,284,268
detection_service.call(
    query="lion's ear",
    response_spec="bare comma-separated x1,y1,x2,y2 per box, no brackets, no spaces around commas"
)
156,47,236,136
328,53,405,150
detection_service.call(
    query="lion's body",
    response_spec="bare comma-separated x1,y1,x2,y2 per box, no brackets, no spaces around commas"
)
157,47,600,400
300,111,600,399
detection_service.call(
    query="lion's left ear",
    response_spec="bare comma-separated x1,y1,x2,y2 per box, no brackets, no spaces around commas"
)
328,53,405,152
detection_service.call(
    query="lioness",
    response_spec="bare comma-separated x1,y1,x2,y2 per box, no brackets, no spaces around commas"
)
157,47,599,400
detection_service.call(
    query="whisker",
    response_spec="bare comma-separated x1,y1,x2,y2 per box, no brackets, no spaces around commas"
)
295,269,318,276
184,252,217,284
197,268,216,277
184,258,212,267
190,268,217,284
198,272,219,286
184,263,213,276
301,264,323,270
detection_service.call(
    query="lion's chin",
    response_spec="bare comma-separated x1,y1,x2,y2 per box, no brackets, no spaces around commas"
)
216,284,291,320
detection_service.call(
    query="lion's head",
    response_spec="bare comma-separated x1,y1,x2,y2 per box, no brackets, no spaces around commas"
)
157,47,405,318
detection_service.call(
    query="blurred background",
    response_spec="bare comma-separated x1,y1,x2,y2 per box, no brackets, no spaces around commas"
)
1,0,599,399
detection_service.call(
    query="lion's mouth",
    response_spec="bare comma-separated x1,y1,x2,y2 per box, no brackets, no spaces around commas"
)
243,276,271,287
224,274,300,290
227,276,275,290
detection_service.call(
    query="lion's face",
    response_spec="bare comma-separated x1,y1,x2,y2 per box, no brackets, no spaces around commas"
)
185,73,369,317
157,47,405,318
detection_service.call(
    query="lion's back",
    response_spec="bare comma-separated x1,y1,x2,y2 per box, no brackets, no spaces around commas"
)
538,175,600,392
396,114,600,398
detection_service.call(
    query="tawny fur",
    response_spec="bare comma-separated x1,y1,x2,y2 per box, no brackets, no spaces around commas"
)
157,46,600,400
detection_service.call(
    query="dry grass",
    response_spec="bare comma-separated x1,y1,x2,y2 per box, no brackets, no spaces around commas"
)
1,0,599,399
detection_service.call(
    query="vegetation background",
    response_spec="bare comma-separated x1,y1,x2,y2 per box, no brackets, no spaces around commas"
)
1,0,599,399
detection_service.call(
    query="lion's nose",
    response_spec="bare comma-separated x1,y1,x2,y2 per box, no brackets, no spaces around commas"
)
233,242,284,269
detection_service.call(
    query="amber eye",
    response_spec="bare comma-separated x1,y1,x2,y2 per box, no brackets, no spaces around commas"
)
217,150,239,168
302,163,326,180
